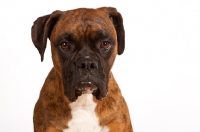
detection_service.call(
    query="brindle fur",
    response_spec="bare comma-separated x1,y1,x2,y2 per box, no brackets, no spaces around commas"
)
32,7,133,132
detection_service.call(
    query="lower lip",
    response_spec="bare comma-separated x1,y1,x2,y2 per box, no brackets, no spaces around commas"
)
82,87,93,94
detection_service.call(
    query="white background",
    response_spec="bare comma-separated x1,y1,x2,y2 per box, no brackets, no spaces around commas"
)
0,0,200,132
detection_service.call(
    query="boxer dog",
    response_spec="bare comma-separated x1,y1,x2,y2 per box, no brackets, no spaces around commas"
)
31,7,133,132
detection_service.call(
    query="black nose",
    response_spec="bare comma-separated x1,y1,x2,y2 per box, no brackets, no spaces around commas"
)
76,56,98,71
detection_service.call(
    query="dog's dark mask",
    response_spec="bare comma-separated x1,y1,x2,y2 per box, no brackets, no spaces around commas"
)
62,45,108,102
31,7,125,102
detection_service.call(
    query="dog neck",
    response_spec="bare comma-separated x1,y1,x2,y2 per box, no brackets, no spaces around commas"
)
69,94,96,111
63,94,109,132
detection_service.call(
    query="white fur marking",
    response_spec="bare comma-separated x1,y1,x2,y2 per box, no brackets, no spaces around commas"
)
63,94,109,132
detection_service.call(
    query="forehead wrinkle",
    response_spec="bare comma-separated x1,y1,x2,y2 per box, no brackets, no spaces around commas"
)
72,23,86,41
52,9,115,44
85,22,112,41
65,21,106,44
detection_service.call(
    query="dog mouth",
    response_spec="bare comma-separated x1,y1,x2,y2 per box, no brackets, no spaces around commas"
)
75,82,98,94
64,77,107,102
63,57,108,102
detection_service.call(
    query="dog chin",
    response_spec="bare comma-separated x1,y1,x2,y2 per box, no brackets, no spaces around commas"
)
76,81,97,94
66,81,107,102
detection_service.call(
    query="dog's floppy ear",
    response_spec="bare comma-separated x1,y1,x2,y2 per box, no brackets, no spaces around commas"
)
31,11,61,61
107,7,125,55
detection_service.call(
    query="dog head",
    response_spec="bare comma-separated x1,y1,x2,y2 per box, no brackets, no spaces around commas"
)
31,7,125,102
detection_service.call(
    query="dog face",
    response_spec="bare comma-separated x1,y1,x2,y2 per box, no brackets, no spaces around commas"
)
31,7,125,102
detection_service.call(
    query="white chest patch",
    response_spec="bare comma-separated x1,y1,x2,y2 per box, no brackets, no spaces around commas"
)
63,94,109,132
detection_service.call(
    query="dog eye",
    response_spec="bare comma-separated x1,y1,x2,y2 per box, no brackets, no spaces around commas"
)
60,42,70,51
100,41,111,50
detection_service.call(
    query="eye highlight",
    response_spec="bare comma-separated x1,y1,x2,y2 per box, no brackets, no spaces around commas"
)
100,41,111,50
60,42,70,51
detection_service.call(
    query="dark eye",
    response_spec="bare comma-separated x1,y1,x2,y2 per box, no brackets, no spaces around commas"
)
100,41,111,50
60,42,69,51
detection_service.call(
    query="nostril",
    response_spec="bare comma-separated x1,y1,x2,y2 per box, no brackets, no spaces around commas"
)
90,63,94,69
76,58,98,71
81,63,86,69
77,63,86,70
78,62,97,70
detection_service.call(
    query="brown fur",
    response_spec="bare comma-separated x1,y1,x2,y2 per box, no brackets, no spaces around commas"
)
32,7,133,132
34,69,132,132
